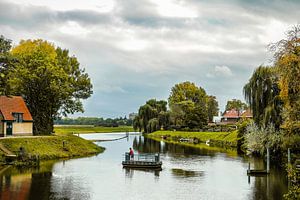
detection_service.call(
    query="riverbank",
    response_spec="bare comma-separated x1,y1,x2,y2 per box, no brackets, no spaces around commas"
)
147,130,238,147
0,135,104,164
54,125,134,135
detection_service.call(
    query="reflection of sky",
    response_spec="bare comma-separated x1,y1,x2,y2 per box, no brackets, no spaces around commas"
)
47,134,287,200
0,134,288,200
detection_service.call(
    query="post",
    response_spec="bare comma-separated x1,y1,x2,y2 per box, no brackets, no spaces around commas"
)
125,152,130,161
267,148,270,173
288,148,291,164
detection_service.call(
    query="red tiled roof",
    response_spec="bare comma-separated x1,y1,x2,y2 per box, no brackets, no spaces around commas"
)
241,109,253,118
0,96,33,121
223,109,239,118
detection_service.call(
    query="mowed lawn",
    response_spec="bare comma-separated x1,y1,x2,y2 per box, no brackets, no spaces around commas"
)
0,135,104,161
54,125,134,135
148,130,238,145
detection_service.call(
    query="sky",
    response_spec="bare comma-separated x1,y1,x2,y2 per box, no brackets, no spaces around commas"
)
0,0,299,118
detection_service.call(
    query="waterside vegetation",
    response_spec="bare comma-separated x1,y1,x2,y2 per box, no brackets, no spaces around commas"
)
147,130,238,147
0,135,104,164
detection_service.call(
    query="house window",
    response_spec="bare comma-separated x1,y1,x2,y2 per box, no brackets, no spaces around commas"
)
13,113,23,123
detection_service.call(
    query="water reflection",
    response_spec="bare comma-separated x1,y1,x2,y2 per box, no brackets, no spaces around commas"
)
171,168,204,178
133,136,238,158
0,163,54,200
0,133,289,200
124,168,160,178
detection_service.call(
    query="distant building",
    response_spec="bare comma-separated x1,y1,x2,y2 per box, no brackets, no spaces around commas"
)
0,96,33,137
212,109,253,125
128,113,138,120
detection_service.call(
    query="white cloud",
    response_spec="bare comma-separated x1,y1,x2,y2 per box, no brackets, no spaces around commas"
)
214,65,233,76
206,66,233,78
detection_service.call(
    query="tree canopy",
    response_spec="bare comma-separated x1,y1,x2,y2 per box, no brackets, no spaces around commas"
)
7,39,92,134
207,95,219,122
225,99,248,112
133,99,169,133
270,24,300,133
243,66,282,129
0,35,13,95
168,81,210,129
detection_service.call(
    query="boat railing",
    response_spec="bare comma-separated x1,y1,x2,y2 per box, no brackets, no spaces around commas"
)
124,153,160,162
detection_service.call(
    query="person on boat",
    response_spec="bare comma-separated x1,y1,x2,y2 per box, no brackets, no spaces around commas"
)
129,148,134,160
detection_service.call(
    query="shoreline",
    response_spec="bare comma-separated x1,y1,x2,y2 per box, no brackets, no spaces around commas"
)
0,134,105,165
146,130,238,148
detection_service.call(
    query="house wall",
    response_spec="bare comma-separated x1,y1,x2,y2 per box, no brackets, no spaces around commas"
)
12,122,33,136
221,118,239,124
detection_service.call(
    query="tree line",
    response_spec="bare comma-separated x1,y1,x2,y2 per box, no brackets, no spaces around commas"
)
55,117,132,127
0,37,92,134
242,25,300,152
133,81,220,133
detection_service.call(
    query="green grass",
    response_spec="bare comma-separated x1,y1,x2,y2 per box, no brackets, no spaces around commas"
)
54,125,134,135
148,130,239,147
0,135,104,161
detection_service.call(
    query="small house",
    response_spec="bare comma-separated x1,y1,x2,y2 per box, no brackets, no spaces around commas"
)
0,96,33,137
221,109,253,124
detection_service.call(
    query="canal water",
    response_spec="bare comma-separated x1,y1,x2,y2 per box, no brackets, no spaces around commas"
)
0,133,288,200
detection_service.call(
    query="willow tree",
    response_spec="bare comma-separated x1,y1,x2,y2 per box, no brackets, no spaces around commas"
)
135,99,169,133
243,66,282,129
270,24,300,133
8,39,92,134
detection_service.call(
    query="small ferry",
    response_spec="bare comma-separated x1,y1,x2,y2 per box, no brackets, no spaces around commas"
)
122,153,162,170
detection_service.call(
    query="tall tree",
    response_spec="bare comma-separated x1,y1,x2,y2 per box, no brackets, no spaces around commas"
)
225,99,248,111
168,81,208,129
207,95,219,122
0,35,13,95
243,66,282,129
135,99,169,133
270,24,300,133
8,39,92,134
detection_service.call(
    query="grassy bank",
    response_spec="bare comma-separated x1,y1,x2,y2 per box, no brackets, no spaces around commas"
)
147,130,238,147
0,135,104,162
54,125,134,135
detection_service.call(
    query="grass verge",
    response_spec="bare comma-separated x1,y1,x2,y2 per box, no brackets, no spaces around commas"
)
147,130,238,147
54,125,134,135
0,135,104,162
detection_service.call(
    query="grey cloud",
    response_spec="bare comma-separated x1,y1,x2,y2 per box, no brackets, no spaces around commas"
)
0,1,113,30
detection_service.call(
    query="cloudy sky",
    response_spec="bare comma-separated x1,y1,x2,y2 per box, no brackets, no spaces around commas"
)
1,0,299,118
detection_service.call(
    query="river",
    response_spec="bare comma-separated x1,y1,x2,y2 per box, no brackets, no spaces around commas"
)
0,133,288,200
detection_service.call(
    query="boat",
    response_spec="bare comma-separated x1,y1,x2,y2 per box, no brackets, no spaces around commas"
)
122,153,162,170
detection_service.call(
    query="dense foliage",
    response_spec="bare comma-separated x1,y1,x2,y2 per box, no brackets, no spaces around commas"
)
133,99,169,133
134,82,219,133
225,99,248,112
0,35,14,95
244,66,282,129
1,38,92,134
168,81,211,129
271,24,300,135
207,95,219,122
